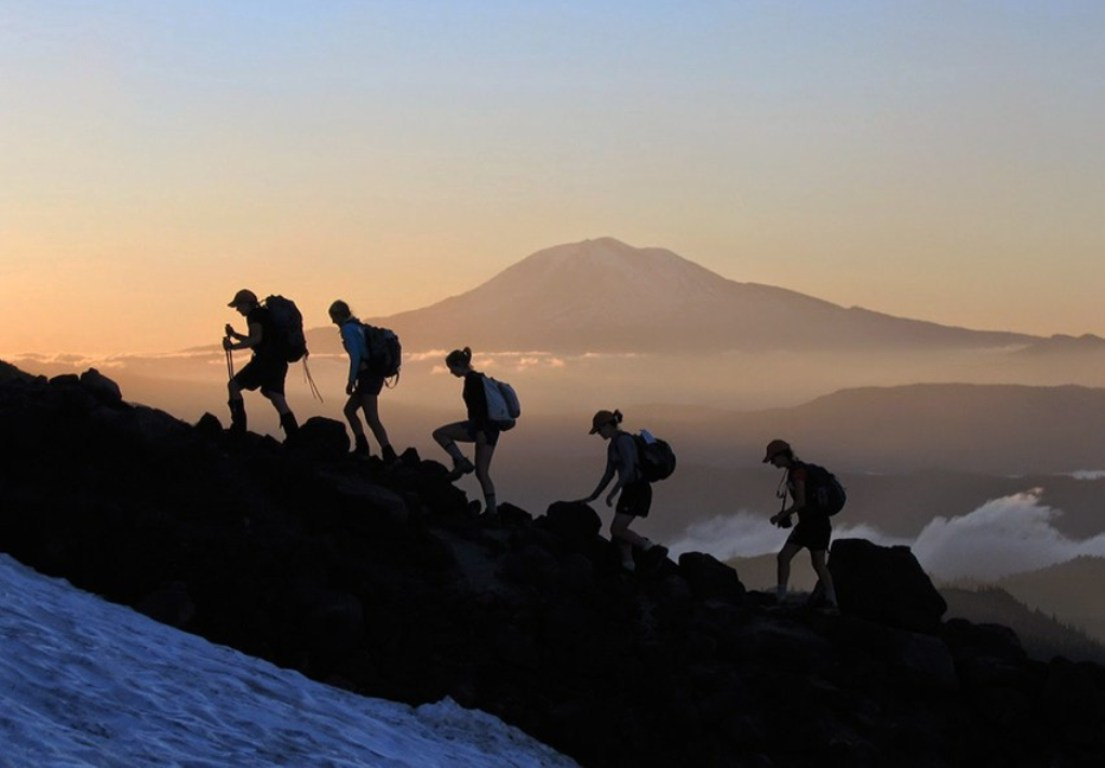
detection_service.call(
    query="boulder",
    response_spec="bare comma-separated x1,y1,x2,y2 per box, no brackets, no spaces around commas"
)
80,368,123,403
829,538,947,634
293,416,349,461
540,501,602,546
678,551,746,603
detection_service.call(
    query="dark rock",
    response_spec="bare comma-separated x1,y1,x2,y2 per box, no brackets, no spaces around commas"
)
678,551,746,603
194,412,223,440
539,501,602,545
301,590,365,659
136,582,196,628
829,538,947,633
79,368,123,403
292,416,349,460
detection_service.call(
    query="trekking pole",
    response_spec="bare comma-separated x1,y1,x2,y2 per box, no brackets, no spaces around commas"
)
302,355,324,403
225,347,235,380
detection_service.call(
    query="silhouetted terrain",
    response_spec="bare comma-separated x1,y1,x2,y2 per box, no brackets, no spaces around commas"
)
5,360,1105,766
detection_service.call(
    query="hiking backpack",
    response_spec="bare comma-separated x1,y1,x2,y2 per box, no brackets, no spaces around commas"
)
802,462,847,516
263,295,307,363
482,375,521,431
360,324,402,382
634,430,677,482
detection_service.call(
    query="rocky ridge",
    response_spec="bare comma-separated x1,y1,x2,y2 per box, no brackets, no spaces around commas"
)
1,361,1103,767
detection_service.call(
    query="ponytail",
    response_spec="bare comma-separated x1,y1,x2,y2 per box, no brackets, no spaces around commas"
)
445,346,473,369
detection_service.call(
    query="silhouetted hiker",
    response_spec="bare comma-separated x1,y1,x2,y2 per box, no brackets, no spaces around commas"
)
328,300,398,463
432,347,500,518
764,439,839,611
576,409,667,572
223,289,299,440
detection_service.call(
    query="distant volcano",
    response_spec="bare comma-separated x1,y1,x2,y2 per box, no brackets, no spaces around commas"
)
309,237,1044,354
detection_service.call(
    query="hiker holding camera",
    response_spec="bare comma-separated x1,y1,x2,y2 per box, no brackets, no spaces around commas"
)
764,438,839,611
223,289,299,440
577,409,667,572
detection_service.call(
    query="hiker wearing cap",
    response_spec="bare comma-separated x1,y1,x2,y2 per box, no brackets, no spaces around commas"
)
764,439,839,610
328,300,397,463
223,289,299,439
577,409,667,572
432,347,499,518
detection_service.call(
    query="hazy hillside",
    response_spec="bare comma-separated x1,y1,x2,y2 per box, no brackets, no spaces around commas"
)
996,557,1105,644
666,382,1105,476
942,586,1105,664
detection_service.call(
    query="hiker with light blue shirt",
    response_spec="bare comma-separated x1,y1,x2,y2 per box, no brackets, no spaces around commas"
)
328,300,397,463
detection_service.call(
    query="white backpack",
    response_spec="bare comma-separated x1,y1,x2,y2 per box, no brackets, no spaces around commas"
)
482,375,521,430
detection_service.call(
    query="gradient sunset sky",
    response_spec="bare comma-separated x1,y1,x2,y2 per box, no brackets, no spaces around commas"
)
3,1,1104,356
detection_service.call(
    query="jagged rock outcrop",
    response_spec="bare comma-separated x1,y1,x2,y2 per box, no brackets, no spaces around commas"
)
2,364,1104,767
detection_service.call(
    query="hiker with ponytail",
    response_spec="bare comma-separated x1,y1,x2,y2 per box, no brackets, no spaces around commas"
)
432,347,501,518
577,409,667,572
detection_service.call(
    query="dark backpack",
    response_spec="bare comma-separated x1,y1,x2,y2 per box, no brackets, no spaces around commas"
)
361,324,402,381
263,295,307,362
634,432,677,482
802,462,847,516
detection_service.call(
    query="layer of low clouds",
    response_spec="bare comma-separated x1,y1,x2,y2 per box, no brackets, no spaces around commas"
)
672,488,1105,583
912,489,1105,581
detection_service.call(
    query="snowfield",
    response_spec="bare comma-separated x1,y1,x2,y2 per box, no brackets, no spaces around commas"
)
0,555,576,768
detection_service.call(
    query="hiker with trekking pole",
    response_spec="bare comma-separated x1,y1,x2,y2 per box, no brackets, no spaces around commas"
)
223,289,301,441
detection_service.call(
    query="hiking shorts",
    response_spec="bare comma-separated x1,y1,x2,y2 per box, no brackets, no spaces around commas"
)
353,369,385,397
786,510,831,552
234,355,288,396
464,420,501,447
616,479,652,518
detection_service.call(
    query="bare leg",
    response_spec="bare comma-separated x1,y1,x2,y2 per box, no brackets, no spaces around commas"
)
810,549,838,607
611,512,650,549
263,390,291,417
433,422,471,463
343,393,365,437
473,433,496,514
362,393,390,451
776,542,801,600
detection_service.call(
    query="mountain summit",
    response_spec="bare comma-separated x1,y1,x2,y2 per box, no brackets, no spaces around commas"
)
318,238,1036,354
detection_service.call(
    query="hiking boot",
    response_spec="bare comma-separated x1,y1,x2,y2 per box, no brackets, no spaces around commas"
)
227,400,247,435
447,457,475,481
381,444,399,465
353,434,370,457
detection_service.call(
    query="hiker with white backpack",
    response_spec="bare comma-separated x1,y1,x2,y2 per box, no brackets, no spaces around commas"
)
223,289,300,441
432,347,518,519
576,409,669,572
328,300,399,463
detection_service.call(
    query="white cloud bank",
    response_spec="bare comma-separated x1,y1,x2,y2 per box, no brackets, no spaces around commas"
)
911,489,1105,581
670,489,1105,583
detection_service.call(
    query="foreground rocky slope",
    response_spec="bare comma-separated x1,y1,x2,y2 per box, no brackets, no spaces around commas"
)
1,361,1103,767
